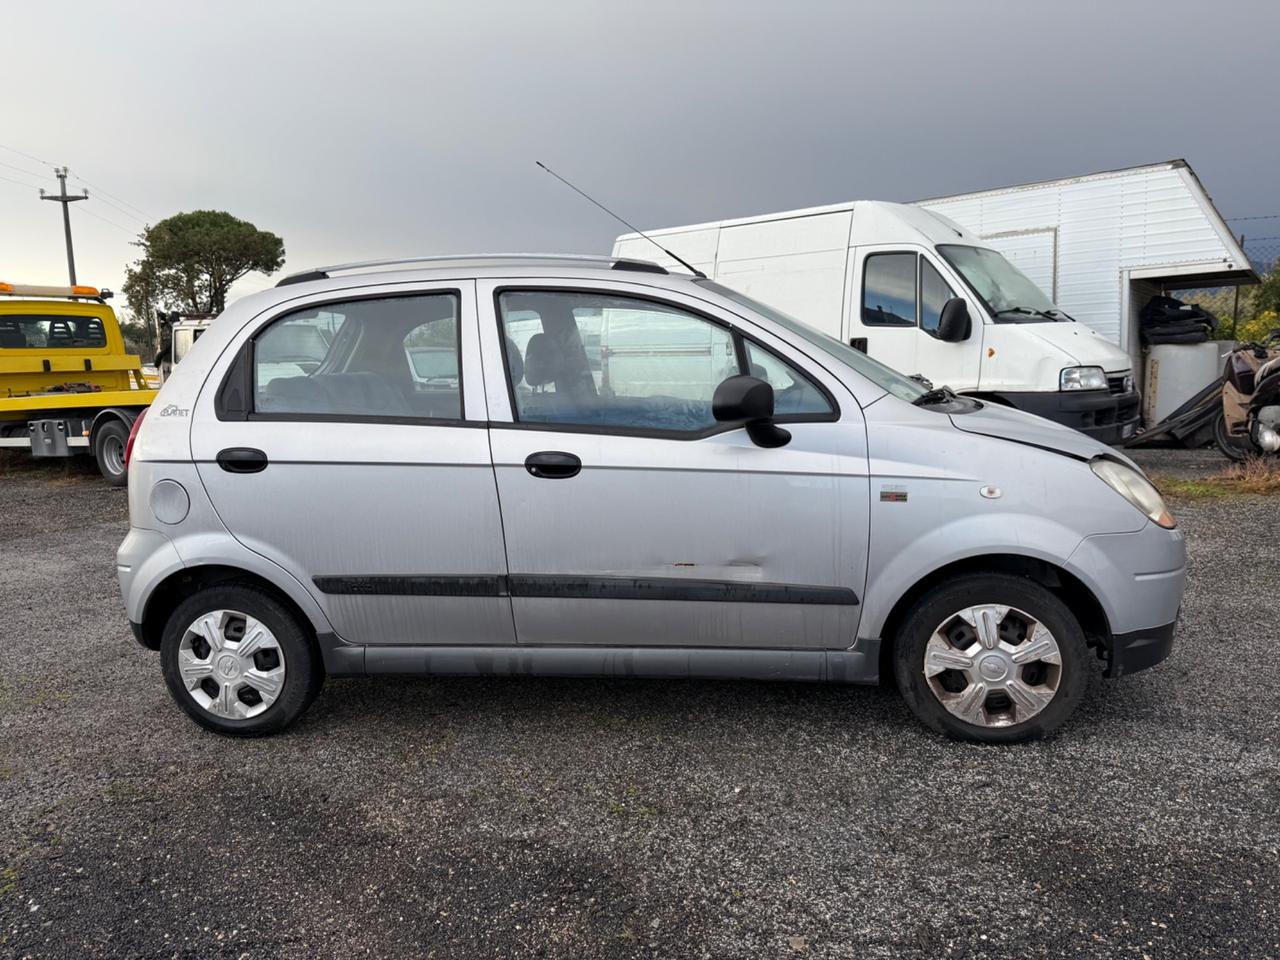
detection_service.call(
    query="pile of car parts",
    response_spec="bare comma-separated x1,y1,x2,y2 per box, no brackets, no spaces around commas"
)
1124,376,1223,449
1139,295,1217,345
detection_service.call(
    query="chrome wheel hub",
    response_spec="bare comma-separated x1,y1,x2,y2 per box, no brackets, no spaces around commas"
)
177,610,286,720
922,603,1062,728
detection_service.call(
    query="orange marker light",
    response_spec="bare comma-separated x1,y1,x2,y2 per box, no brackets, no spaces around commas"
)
71,285,100,297
987,347,996,358
0,282,13,293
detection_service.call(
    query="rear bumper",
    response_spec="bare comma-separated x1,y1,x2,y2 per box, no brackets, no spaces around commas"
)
1107,619,1177,678
996,388,1141,443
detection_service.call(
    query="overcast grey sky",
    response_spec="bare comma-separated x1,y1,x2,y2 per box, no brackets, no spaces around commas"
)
3,0,1277,305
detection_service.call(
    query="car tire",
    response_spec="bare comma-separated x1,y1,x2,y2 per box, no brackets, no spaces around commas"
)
160,584,323,736
893,573,1089,744
94,419,130,487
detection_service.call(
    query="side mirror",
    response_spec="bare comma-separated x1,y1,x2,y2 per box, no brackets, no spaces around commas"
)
936,298,971,342
713,375,791,448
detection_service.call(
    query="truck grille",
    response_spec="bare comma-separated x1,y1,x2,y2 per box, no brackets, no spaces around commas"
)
1107,374,1131,395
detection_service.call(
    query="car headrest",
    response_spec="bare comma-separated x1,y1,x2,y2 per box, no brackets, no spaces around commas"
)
504,336,524,385
523,333,561,387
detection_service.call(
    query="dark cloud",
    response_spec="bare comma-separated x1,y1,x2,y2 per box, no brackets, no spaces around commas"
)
3,0,1276,300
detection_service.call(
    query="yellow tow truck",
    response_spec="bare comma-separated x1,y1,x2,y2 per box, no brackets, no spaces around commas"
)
0,281,157,485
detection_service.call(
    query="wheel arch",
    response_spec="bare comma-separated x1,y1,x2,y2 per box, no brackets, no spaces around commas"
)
137,564,319,655
874,553,1112,684
88,406,144,446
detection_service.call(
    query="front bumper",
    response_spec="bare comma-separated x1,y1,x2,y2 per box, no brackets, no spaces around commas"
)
1065,522,1186,678
996,387,1141,444
1108,619,1177,677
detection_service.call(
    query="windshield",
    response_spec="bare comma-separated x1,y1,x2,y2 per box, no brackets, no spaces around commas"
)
938,245,1064,321
697,281,926,403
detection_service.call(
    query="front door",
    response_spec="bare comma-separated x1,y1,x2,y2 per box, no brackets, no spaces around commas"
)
480,282,869,651
849,247,982,391
193,282,514,647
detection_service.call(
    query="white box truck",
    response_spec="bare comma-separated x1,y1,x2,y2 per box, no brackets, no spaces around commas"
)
614,200,1141,442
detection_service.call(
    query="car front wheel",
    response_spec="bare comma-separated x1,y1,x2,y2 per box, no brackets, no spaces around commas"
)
160,584,323,736
893,573,1089,743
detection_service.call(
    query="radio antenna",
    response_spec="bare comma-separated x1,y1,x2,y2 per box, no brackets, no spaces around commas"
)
535,160,706,278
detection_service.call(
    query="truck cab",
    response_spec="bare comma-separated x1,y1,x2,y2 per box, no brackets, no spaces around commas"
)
0,282,156,484
614,201,1141,443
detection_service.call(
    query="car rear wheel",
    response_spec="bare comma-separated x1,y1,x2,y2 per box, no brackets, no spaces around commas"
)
893,573,1089,743
94,419,130,486
160,584,323,736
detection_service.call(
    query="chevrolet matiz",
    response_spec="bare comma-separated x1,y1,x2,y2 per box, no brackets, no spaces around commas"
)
116,255,1185,742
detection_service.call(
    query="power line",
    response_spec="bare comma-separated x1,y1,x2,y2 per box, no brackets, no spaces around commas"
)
0,157,48,180
0,171,44,190
1226,214,1280,222
0,142,56,168
75,184,149,224
77,204,137,235
69,170,153,221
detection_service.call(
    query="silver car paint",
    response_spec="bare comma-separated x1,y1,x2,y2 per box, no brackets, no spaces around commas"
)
118,259,1186,681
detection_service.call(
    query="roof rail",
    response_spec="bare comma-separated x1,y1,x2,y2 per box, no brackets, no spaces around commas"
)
275,254,668,287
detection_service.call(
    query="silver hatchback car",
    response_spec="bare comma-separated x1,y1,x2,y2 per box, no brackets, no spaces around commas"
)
117,255,1185,742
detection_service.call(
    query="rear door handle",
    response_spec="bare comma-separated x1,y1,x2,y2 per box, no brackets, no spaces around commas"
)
216,447,269,473
524,451,581,479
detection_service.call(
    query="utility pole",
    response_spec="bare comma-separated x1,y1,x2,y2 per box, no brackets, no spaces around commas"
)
40,166,88,285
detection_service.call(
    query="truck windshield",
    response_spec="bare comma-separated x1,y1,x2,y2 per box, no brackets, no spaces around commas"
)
696,281,926,403
937,245,1067,322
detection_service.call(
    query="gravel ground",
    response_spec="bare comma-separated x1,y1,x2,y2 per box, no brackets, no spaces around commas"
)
1,455,1277,959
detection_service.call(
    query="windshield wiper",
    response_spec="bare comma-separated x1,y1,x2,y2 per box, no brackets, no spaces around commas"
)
912,385,957,406
994,307,1058,321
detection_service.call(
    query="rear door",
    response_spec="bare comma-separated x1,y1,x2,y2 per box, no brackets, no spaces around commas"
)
478,280,869,652
192,281,514,647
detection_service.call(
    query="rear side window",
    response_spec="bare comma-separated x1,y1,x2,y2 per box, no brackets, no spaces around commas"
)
253,293,461,420
498,290,833,434
0,314,106,348
862,254,916,326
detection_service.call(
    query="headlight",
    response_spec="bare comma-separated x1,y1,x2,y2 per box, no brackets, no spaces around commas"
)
1060,366,1108,391
1090,457,1176,528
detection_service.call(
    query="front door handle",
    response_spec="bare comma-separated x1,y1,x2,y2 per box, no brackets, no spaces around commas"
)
525,451,581,479
216,447,269,473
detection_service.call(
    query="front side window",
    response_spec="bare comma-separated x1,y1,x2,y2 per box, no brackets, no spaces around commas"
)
498,290,832,433
919,258,957,335
0,314,106,348
862,253,917,326
743,341,832,416
255,293,460,419
700,280,926,404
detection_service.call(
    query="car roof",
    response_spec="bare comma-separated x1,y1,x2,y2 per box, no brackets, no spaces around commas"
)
275,254,683,288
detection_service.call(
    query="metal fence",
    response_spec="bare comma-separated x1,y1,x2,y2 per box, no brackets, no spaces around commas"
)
1166,221,1279,341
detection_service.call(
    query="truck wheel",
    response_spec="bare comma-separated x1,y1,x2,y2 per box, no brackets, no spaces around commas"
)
93,419,130,486
160,584,324,737
893,573,1089,743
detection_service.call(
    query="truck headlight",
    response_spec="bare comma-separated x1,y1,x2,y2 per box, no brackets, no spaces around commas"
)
1090,457,1176,529
1060,365,1108,391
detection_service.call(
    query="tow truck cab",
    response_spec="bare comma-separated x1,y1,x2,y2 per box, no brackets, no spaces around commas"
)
0,282,157,484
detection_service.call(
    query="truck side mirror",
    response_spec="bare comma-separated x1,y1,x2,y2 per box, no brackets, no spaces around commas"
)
713,375,791,448
936,298,971,342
